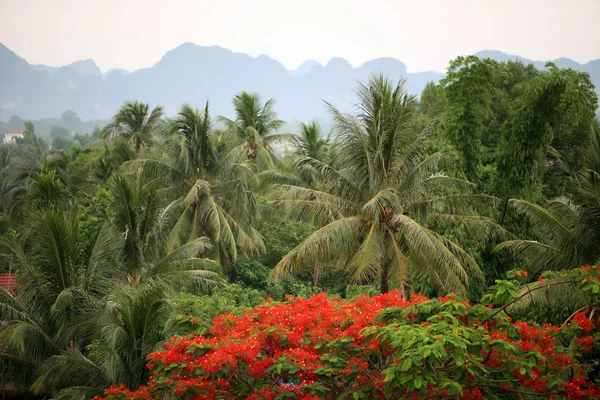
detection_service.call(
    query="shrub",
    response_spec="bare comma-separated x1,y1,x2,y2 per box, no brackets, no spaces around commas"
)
170,284,265,330
98,291,598,399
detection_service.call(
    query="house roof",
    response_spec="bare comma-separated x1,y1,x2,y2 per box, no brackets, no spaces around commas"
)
0,274,17,293
4,130,24,136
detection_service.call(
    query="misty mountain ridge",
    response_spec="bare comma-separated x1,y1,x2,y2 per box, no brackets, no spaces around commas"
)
0,42,598,122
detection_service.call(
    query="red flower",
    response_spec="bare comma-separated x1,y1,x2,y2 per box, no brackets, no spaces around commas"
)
572,312,593,332
98,290,599,400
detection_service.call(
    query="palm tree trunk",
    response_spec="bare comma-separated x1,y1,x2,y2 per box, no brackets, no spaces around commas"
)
313,263,320,287
134,140,141,153
380,261,389,294
247,137,256,160
129,271,140,288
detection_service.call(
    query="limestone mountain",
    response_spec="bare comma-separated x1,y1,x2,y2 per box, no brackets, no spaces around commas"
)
0,42,597,122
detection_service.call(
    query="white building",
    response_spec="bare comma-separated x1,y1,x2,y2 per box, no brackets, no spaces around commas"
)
3,130,24,144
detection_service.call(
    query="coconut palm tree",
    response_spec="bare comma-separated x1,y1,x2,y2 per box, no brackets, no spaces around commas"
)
103,101,164,153
218,92,287,168
269,75,501,295
294,121,331,160
166,103,217,179
92,139,137,183
258,121,337,189
0,209,121,395
123,104,264,275
106,171,221,288
256,121,335,284
30,281,173,400
0,204,218,397
26,170,72,209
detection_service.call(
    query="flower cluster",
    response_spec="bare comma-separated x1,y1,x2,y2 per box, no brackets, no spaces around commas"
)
97,290,598,400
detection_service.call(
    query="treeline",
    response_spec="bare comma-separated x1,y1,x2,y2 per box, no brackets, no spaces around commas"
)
0,110,106,150
0,56,598,398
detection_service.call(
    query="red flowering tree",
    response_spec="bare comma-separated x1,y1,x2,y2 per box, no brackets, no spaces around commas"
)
97,279,599,400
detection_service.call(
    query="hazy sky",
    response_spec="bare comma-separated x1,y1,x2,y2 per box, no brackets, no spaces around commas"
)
0,0,598,73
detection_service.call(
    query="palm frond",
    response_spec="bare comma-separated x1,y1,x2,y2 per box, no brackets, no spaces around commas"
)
347,224,385,283
270,217,365,280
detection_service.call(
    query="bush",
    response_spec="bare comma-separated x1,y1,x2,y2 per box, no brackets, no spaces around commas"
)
98,292,598,399
257,216,315,268
230,260,271,289
344,284,379,299
170,284,265,330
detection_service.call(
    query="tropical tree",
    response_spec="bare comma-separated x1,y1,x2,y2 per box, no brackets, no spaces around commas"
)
269,75,499,295
30,281,174,400
124,104,264,274
164,103,217,180
258,121,335,192
218,92,286,168
293,121,331,161
103,101,164,153
26,169,72,209
0,209,121,395
93,140,137,183
105,171,220,288
495,65,597,203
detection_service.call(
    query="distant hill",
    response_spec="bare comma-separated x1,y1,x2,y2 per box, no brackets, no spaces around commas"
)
31,59,102,76
0,42,598,122
103,68,129,78
290,60,321,76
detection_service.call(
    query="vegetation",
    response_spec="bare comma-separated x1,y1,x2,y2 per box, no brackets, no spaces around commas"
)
98,284,600,399
0,56,599,399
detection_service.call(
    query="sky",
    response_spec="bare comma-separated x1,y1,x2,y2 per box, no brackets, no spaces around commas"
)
0,0,598,73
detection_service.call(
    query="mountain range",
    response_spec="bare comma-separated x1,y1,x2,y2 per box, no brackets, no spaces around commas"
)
1,42,598,122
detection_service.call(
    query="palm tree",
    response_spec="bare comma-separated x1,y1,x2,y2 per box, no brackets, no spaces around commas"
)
0,209,121,395
165,102,217,180
106,171,221,288
218,92,286,168
26,170,72,209
269,75,497,295
0,205,218,398
103,101,164,153
13,150,99,208
92,140,137,183
257,121,334,285
31,281,173,400
258,121,336,190
293,121,331,161
496,121,600,271
124,103,264,274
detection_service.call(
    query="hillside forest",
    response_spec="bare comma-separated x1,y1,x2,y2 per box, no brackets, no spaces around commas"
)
1,56,600,399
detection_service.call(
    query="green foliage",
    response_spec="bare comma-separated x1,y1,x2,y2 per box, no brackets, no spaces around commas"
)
0,208,120,393
230,259,271,288
419,81,447,118
441,56,497,180
257,215,316,268
270,75,499,296
50,125,71,139
171,284,265,329
52,135,75,151
218,91,286,168
495,65,597,201
344,284,379,299
1,60,599,398
103,101,164,153
496,124,600,272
